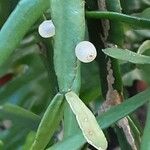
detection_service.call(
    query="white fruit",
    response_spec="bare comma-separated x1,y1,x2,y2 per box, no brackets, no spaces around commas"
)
75,41,97,63
38,20,55,38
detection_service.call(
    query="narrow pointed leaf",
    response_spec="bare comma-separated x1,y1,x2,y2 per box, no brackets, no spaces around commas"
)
23,132,36,150
141,102,150,150
102,48,150,64
86,11,150,28
0,103,40,129
31,93,64,150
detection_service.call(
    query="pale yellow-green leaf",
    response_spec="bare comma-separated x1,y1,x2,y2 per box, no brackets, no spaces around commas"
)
65,91,108,150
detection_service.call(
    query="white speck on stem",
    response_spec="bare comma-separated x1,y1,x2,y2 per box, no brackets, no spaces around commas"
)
84,118,88,122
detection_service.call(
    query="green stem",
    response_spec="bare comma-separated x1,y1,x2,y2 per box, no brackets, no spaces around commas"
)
86,11,150,28
86,0,123,98
105,0,124,94
86,0,108,98
105,0,123,46
39,37,58,99
51,0,85,141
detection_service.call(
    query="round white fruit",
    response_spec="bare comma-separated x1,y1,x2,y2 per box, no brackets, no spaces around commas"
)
75,41,97,63
38,20,55,38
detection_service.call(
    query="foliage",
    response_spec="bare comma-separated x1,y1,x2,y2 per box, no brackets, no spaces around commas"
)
0,0,150,150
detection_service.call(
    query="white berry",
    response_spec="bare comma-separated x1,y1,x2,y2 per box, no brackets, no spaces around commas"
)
38,20,55,38
75,41,97,63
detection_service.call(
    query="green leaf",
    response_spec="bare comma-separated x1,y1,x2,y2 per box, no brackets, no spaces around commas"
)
48,88,150,150
47,134,85,150
22,132,36,150
128,117,141,148
98,88,150,128
65,91,108,150
102,48,150,64
137,40,150,84
114,126,132,150
0,103,40,129
122,69,142,86
141,102,150,150
63,102,79,138
86,11,150,28
142,0,150,5
138,7,150,20
80,62,101,103
0,0,50,66
31,93,65,150
137,40,150,54
0,141,3,150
